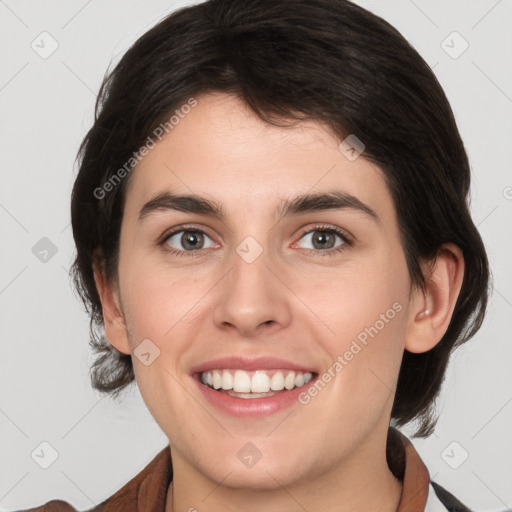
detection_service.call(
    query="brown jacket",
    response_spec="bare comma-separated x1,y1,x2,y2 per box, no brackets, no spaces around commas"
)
14,428,471,512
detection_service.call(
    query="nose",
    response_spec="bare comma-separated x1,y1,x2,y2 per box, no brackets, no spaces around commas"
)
212,241,292,338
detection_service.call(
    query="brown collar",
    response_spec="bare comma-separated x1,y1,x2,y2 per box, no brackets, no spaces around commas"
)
98,427,430,512
394,429,431,511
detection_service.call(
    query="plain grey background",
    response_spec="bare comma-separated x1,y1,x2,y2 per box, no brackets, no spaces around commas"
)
0,0,511,510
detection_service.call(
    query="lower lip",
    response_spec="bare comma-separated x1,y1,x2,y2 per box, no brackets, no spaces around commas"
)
192,374,318,417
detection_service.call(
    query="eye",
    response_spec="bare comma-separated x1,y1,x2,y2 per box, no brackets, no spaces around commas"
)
293,226,351,256
159,224,352,258
162,228,216,255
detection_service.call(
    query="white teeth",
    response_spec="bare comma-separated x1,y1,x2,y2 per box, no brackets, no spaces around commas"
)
221,370,233,390
251,371,270,393
294,373,304,387
284,371,296,390
233,370,251,393
212,370,222,389
200,369,314,393
270,371,285,390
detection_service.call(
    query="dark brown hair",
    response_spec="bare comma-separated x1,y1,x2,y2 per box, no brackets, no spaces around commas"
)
70,0,490,437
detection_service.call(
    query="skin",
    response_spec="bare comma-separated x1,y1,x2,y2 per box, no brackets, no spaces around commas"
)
94,92,465,512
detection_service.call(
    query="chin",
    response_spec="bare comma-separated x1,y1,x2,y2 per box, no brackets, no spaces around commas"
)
202,456,309,491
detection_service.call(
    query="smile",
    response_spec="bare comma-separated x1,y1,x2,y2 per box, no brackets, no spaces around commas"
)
191,356,319,416
200,369,315,398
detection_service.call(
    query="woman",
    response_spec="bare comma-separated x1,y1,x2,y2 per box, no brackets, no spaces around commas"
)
17,0,489,510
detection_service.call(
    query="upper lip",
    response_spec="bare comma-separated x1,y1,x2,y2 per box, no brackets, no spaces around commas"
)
190,356,318,375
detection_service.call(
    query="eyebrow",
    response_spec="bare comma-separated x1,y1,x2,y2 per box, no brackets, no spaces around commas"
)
138,190,380,225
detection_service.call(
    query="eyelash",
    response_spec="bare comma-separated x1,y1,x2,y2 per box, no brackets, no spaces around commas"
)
158,224,353,258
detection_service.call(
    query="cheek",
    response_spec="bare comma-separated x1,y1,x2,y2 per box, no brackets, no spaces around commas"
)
311,254,408,407
120,261,207,342
118,267,205,434
299,251,407,343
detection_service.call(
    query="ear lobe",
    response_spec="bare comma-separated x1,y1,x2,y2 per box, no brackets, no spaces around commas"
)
93,260,131,355
405,243,465,354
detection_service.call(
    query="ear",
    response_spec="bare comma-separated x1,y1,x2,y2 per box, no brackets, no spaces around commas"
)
93,258,131,355
404,243,465,353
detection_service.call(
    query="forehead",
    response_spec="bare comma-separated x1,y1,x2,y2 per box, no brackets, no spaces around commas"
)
123,92,396,231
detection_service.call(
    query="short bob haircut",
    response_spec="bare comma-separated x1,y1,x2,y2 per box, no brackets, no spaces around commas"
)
70,0,490,438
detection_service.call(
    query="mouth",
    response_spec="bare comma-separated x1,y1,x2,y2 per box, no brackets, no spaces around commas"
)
190,356,319,416
196,369,317,399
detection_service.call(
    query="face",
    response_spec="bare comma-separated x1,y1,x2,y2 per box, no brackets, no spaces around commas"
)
104,92,422,489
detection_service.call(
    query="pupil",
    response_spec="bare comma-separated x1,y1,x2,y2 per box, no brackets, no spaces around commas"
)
183,231,203,250
314,231,333,249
